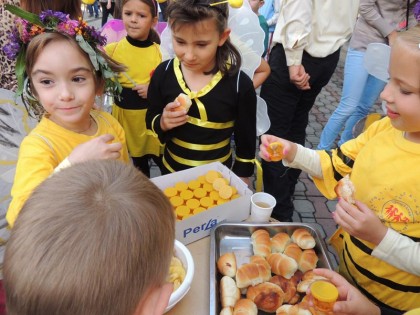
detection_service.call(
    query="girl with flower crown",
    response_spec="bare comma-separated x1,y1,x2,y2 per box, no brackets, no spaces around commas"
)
145,0,258,185
260,25,420,312
105,0,163,177
4,7,130,227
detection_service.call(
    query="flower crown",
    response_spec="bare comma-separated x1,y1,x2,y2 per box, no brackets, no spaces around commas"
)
3,5,122,103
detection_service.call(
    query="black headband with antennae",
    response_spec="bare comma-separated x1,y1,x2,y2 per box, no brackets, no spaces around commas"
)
193,0,228,17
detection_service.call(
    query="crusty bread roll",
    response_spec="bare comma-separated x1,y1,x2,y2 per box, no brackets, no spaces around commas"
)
269,275,298,304
173,93,192,112
249,255,271,272
296,270,328,293
284,242,302,263
233,299,258,315
334,174,356,204
251,229,271,257
246,282,285,313
220,307,234,315
271,232,291,253
220,276,240,308
276,304,312,315
217,252,237,278
291,228,316,250
236,263,271,289
298,249,318,273
267,253,298,279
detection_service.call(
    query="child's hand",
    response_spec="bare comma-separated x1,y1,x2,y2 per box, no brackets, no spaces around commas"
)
308,269,381,315
332,198,388,246
68,134,123,163
259,134,297,163
160,102,188,131
133,84,148,99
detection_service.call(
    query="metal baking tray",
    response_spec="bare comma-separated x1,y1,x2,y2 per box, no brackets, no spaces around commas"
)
209,222,333,315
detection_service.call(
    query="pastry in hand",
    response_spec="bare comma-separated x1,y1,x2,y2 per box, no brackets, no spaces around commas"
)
217,252,237,278
220,276,240,308
173,93,192,112
267,141,284,161
291,228,316,250
334,174,356,204
246,282,285,313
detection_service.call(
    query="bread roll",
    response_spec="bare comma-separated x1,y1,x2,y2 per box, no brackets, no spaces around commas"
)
251,229,271,257
276,304,312,315
291,228,316,250
296,271,328,293
217,252,237,277
233,299,258,315
220,276,240,308
269,275,297,304
299,249,318,273
334,174,356,204
236,263,271,289
220,307,234,315
271,232,291,253
173,93,192,112
284,242,302,263
267,253,298,279
249,255,271,272
246,282,284,313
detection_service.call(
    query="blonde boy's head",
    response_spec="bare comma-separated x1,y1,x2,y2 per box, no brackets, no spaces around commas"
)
4,160,175,315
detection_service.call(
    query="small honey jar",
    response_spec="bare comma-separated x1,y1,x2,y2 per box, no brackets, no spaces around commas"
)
310,280,339,313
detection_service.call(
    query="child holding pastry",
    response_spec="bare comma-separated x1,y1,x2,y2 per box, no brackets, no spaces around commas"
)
3,160,175,315
145,0,258,185
4,6,129,227
259,26,420,313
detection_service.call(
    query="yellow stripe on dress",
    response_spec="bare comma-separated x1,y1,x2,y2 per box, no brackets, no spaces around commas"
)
167,148,231,167
172,137,230,150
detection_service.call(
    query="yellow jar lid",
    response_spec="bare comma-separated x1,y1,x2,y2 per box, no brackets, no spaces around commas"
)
163,187,177,198
404,309,420,315
188,179,201,190
174,181,188,192
193,207,206,215
180,189,194,200
176,205,190,217
200,196,213,208
169,196,184,207
193,187,207,199
186,198,200,210
310,281,338,303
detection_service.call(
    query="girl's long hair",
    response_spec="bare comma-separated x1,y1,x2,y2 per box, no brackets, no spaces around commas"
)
166,0,241,76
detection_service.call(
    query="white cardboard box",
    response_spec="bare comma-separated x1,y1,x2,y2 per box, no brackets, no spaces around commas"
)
151,162,253,245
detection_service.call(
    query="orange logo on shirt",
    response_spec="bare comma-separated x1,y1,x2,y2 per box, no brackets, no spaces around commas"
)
381,200,413,232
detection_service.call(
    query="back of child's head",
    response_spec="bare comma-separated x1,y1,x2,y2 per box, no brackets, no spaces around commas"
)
166,0,241,75
3,160,175,315
122,0,161,44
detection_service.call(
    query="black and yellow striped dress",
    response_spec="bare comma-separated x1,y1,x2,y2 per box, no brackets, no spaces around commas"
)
146,58,257,177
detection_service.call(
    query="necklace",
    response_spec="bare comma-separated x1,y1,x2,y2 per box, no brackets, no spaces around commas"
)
72,117,93,134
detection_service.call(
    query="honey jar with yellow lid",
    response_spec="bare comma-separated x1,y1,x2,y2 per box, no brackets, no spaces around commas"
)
310,280,338,313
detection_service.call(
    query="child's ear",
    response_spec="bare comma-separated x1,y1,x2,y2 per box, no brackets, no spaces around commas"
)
134,283,173,315
152,16,158,27
218,28,231,47
259,0,265,8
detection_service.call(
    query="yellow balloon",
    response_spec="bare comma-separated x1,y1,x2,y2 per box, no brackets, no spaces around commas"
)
228,0,243,8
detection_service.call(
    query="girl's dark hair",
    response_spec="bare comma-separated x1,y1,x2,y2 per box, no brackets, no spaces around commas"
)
166,0,241,76
122,0,161,44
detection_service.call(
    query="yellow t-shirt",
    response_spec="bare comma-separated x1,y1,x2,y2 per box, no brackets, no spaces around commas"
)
7,110,129,227
314,117,420,312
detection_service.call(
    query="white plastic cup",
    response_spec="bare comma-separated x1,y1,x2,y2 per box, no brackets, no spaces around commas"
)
250,192,276,223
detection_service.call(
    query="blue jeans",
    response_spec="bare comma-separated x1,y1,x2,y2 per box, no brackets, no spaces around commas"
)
317,48,386,150
88,0,99,16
